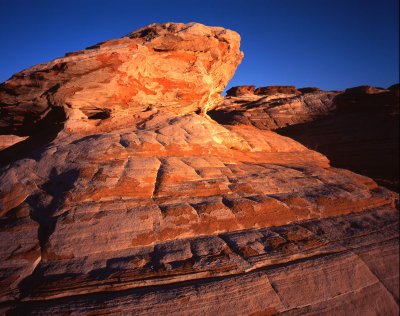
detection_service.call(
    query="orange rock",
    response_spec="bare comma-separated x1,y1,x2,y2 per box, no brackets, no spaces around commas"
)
226,85,255,96
0,22,243,135
0,23,398,315
211,85,399,191
254,85,300,96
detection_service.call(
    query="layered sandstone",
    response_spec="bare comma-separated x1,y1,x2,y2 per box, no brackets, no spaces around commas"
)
226,85,255,96
211,85,399,191
0,23,398,315
254,85,300,96
211,89,338,129
0,22,243,136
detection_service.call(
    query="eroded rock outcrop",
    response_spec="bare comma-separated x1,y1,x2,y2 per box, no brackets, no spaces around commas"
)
0,23,398,315
211,89,338,129
226,85,255,96
298,86,320,93
211,85,399,191
0,22,243,136
255,85,300,96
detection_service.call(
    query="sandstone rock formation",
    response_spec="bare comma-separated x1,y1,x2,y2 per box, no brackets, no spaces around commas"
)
283,85,399,191
226,85,255,96
255,85,300,96
0,23,398,315
211,85,399,191
212,89,338,129
298,87,320,93
0,22,243,136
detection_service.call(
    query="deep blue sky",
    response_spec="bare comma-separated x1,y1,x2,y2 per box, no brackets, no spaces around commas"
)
0,0,398,91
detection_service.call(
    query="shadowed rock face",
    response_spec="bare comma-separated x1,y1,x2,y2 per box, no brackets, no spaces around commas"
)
226,85,255,96
255,85,300,96
211,85,399,191
298,87,320,93
0,23,398,315
211,90,339,129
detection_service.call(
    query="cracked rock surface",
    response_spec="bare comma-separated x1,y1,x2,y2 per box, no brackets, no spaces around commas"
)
0,23,398,315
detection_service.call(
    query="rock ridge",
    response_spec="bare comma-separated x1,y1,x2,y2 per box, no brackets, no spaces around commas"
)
210,84,399,191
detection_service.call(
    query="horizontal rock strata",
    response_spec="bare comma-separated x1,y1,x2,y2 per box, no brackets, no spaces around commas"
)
210,85,399,191
7,207,400,315
0,23,398,315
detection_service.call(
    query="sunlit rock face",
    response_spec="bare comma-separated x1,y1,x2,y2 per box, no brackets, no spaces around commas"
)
0,23,398,315
0,22,243,135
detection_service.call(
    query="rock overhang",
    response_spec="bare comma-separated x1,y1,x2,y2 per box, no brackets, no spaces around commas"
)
0,22,244,135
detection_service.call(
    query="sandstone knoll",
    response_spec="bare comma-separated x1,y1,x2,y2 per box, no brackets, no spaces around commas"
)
211,85,399,191
0,23,398,315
